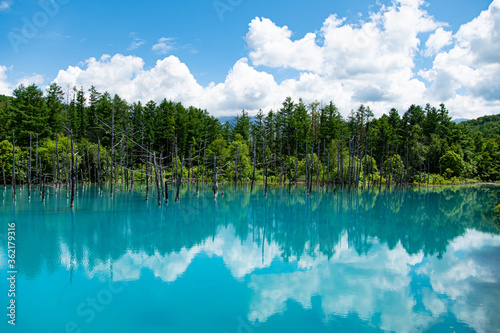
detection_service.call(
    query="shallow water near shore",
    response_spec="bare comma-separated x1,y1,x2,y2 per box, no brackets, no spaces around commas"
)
1,184,500,332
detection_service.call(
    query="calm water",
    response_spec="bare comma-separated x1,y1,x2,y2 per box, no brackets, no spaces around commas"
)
1,184,500,333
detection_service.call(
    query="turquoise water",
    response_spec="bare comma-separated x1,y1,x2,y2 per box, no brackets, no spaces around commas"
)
1,184,500,333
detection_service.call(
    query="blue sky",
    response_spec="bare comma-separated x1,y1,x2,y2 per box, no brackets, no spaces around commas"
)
0,0,498,119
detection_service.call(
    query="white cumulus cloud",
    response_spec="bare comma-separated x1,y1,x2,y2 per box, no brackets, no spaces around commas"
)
52,53,282,116
246,17,324,73
17,73,45,87
0,66,46,95
420,0,500,118
0,65,10,95
424,27,453,56
243,0,440,116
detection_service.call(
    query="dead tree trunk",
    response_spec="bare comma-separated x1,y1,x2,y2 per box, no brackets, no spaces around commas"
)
80,149,85,187
2,166,5,199
386,152,391,190
294,141,298,189
159,153,165,199
326,151,330,193
65,149,69,199
234,149,239,185
75,155,79,195
357,141,362,189
340,138,344,190
322,140,326,187
165,180,169,203
129,142,134,191
52,153,56,186
196,142,200,196
87,145,91,186
369,139,374,190
175,156,183,202
405,139,409,187
316,140,321,186
70,130,75,208
418,135,422,187
110,107,115,197
347,138,352,192
28,135,32,200
279,144,283,187
202,135,207,186
333,143,336,192
212,152,218,198
80,153,85,189
308,142,313,194
20,155,24,187
153,153,161,206
97,138,102,194
263,136,268,197
363,137,368,190
56,135,60,187
379,145,385,192
120,139,125,189
251,136,256,194
288,142,292,195
41,173,46,203
36,134,40,193
305,142,309,194
174,138,178,182
12,130,16,201
145,154,150,201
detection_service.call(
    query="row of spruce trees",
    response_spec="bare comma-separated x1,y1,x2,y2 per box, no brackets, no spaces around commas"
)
0,83,499,199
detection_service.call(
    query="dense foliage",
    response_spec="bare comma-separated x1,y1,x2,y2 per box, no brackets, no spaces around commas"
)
459,114,500,141
1,83,499,187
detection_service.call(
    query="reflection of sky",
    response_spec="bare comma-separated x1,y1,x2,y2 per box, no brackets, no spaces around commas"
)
248,239,423,329
419,230,500,333
61,225,283,282
57,226,500,333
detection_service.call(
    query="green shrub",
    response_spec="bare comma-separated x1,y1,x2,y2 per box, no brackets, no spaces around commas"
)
440,151,465,177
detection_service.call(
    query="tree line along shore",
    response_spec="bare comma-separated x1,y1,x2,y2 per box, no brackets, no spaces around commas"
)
0,83,499,207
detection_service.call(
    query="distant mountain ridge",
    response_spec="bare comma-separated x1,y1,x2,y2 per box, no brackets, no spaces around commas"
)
218,115,256,125
217,114,485,127
459,114,500,140
217,116,237,125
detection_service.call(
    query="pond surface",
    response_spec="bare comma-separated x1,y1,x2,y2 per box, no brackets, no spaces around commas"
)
1,184,500,333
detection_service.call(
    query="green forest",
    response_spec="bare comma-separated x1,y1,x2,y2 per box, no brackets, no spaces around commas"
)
1,83,499,200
